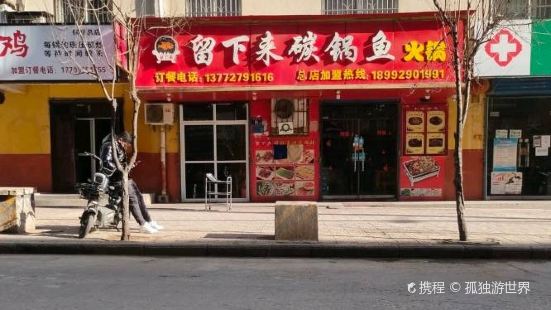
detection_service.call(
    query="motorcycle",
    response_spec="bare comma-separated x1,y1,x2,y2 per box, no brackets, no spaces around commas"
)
76,152,122,238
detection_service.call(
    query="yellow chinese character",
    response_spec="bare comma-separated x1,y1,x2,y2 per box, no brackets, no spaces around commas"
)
166,71,177,83
154,72,165,83
331,69,342,80
354,68,366,80
403,40,425,62
320,70,331,81
177,71,187,83
297,70,307,81
188,72,199,83
308,70,320,81
426,40,447,62
343,69,354,80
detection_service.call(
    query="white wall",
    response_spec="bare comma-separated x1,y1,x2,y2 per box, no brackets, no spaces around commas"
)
242,0,321,15
399,0,472,12
24,0,54,14
162,0,186,17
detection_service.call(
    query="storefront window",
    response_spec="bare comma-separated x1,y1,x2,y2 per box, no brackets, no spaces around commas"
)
216,125,246,161
185,163,213,199
184,125,214,161
216,103,247,120
487,97,551,197
183,104,213,121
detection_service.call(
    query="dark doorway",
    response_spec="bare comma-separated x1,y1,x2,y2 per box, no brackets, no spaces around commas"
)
487,97,551,198
321,101,398,199
50,100,122,193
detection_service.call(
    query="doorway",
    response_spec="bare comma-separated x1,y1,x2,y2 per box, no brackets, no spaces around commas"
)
486,96,551,198
180,102,249,201
321,101,398,199
50,100,121,192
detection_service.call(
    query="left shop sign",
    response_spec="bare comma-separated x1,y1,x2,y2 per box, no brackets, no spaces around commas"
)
0,25,115,81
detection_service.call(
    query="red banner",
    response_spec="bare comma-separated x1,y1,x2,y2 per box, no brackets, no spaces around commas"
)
136,19,457,88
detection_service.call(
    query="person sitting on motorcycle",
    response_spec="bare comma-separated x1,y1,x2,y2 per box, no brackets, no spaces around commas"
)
99,131,163,234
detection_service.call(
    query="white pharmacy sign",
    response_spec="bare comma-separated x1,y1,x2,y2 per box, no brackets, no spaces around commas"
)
0,25,115,81
474,21,531,77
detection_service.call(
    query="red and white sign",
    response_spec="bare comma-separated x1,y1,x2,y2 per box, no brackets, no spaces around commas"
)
485,29,522,67
136,19,459,88
0,25,115,81
475,21,531,77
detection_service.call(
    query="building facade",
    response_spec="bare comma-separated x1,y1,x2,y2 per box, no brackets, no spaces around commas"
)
0,0,549,202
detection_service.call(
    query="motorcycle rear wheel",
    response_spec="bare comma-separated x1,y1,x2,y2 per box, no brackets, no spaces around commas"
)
79,212,96,239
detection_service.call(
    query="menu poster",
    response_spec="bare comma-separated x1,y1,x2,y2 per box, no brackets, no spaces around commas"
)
427,111,446,132
426,133,446,155
492,138,518,171
399,156,446,200
405,133,424,155
254,145,316,197
406,111,425,132
491,172,523,195
250,100,319,201
403,104,448,155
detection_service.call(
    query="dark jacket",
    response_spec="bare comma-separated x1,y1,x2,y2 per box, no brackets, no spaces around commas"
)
99,136,127,181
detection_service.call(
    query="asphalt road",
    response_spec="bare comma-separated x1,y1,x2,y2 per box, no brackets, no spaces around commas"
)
0,255,549,310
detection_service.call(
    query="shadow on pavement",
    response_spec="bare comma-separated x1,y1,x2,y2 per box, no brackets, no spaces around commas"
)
33,225,82,239
204,233,274,240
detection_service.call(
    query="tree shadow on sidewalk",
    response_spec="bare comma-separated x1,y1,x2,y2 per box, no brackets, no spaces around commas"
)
204,233,274,240
32,225,85,239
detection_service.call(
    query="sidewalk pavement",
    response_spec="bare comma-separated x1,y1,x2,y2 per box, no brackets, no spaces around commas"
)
1,197,550,259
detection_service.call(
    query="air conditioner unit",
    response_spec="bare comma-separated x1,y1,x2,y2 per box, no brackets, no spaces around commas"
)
270,98,310,135
144,103,175,125
272,98,295,135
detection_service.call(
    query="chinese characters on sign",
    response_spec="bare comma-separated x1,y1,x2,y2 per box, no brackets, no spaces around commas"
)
161,30,447,68
0,30,28,57
0,25,114,81
137,21,455,87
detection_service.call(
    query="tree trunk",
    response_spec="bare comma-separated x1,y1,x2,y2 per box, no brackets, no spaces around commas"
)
120,171,131,240
450,25,468,242
454,127,468,241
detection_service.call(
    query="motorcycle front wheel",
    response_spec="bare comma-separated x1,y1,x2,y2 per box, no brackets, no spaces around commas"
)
79,211,96,239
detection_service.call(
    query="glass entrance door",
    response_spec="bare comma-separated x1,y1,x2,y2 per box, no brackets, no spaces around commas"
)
75,118,111,184
321,102,397,199
180,103,249,201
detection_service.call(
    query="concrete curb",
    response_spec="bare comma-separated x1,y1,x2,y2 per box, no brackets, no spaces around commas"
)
0,241,549,259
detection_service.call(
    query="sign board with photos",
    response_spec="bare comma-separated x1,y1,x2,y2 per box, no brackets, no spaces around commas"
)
250,100,319,201
403,103,447,155
399,156,446,200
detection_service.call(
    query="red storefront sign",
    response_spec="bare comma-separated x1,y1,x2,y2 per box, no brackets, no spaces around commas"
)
136,18,457,89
